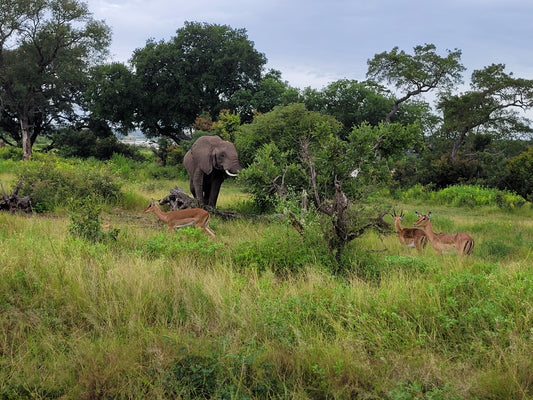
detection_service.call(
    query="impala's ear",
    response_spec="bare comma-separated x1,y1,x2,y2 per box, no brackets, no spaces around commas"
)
415,211,421,216
427,212,432,218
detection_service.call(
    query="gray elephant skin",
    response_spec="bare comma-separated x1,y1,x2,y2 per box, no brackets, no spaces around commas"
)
184,135,242,208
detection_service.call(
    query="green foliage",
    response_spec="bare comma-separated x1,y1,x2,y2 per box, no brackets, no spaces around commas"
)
52,127,143,160
432,185,527,208
237,103,344,210
212,109,241,141
152,137,185,167
388,381,461,400
232,225,327,276
164,343,283,399
367,44,464,122
165,352,219,398
86,63,139,133
0,0,111,159
401,184,528,209
345,122,423,195
303,79,394,135
1,154,532,399
130,22,266,141
17,155,123,212
143,230,222,260
505,146,533,200
0,146,23,160
68,196,119,243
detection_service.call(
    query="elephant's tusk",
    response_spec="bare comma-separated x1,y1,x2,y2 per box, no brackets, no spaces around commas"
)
225,170,238,177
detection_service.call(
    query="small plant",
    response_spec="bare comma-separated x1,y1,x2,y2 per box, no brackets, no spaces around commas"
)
165,353,220,398
388,381,461,400
68,196,119,242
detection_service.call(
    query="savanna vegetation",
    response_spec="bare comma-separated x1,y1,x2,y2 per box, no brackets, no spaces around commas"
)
1,1,533,398
1,150,532,399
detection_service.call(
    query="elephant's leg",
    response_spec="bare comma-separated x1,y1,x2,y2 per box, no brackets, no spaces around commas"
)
192,170,205,204
207,177,223,207
189,177,196,199
202,177,212,205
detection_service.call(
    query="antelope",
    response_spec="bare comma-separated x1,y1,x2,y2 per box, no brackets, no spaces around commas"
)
413,212,474,255
143,199,217,241
390,209,428,253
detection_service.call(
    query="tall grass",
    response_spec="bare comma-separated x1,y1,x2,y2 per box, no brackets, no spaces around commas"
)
1,167,532,398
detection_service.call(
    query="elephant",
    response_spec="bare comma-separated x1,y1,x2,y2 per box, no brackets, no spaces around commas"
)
183,135,242,208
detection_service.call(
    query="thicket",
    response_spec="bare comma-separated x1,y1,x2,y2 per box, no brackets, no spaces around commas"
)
398,184,528,209
14,154,123,212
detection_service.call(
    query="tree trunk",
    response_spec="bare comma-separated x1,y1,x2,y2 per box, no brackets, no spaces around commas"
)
0,181,32,214
451,129,467,160
20,115,33,160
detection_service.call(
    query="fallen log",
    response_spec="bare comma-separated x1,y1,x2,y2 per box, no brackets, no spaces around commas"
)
158,186,245,219
0,180,32,214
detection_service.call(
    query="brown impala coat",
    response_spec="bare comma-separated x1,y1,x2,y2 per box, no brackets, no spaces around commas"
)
413,212,474,255
390,210,428,253
143,200,217,241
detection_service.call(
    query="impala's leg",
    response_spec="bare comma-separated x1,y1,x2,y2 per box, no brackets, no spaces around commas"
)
204,226,217,241
196,214,217,241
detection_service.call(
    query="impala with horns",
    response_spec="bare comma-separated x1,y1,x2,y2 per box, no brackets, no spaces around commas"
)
390,209,428,253
413,212,474,255
143,199,217,241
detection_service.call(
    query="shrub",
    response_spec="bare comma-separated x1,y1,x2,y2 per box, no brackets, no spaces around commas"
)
52,127,143,160
68,196,119,242
430,185,527,209
0,146,23,160
401,184,527,209
17,155,123,212
504,146,533,201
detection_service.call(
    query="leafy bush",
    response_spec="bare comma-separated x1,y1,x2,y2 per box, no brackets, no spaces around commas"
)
431,185,526,208
68,196,119,242
0,146,23,160
504,146,533,201
165,353,220,398
401,184,527,209
17,155,123,212
52,126,144,160
388,381,461,400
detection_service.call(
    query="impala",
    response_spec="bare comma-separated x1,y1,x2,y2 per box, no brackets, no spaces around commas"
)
143,199,217,241
413,212,474,255
390,209,428,253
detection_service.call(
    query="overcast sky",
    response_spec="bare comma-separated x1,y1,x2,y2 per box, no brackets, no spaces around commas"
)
86,0,533,95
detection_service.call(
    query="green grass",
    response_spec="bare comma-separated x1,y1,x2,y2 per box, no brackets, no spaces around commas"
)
1,168,533,398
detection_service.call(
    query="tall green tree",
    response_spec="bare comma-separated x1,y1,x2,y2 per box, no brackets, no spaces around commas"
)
229,69,301,123
302,79,435,138
438,64,533,159
0,0,111,159
85,62,139,134
367,44,464,122
130,22,267,142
